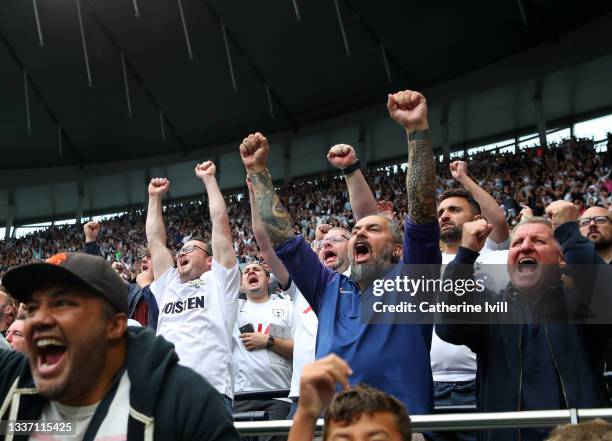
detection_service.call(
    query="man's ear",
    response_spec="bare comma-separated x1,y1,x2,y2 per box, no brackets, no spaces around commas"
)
474,214,484,221
392,243,403,263
108,313,128,341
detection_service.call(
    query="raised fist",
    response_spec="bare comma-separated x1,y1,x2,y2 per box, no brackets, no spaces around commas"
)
84,221,100,243
518,205,534,222
377,200,395,219
545,200,579,230
239,132,269,174
148,178,170,197
327,144,357,169
315,224,333,241
461,219,493,253
195,161,216,179
298,354,352,420
450,161,469,182
387,90,428,132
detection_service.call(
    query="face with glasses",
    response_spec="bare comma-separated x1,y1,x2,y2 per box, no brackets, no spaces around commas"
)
176,240,212,282
317,229,350,272
579,207,612,250
139,252,152,275
6,319,26,353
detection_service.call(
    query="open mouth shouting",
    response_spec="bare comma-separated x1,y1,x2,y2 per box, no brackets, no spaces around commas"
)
33,335,68,378
178,256,190,268
247,274,260,288
353,241,371,264
323,249,338,266
517,257,538,273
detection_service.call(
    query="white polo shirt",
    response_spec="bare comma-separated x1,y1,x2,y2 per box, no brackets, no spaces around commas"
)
151,260,240,398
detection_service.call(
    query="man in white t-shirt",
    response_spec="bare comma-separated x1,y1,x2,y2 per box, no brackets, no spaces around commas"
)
432,161,510,441
146,161,240,407
233,262,295,434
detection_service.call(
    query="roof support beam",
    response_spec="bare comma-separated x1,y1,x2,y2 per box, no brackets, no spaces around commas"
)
4,191,14,241
533,77,547,148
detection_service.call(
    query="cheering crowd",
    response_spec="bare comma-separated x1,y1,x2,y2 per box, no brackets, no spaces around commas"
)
1,89,612,441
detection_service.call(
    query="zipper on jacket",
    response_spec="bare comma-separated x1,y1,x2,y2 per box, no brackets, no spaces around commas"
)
544,324,569,408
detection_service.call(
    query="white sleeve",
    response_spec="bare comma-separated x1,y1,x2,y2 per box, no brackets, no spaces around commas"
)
281,281,298,301
484,236,510,252
149,267,178,304
211,259,240,305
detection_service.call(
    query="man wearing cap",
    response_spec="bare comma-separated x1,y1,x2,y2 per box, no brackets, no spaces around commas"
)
0,252,238,441
146,161,240,406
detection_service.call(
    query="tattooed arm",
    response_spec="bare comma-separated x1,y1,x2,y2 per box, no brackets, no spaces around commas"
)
387,90,437,224
240,132,294,247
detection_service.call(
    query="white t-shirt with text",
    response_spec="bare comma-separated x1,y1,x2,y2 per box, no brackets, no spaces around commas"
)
151,260,240,398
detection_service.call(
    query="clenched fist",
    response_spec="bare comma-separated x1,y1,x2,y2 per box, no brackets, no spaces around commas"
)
545,200,578,230
84,221,100,243
315,224,333,241
387,90,428,132
297,354,352,420
327,144,357,169
461,219,493,253
195,161,216,179
240,132,269,174
450,161,469,183
148,178,170,197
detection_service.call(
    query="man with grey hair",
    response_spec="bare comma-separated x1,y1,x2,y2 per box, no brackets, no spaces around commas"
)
437,200,612,441
240,89,441,415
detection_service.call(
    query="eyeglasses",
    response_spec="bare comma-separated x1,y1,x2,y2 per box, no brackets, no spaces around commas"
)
139,253,151,260
578,216,612,228
176,244,209,258
316,235,349,250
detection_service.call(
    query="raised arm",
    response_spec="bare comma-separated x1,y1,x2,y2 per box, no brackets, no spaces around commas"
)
146,178,174,279
451,160,509,244
240,132,294,248
247,178,290,287
194,161,236,269
387,90,437,224
327,144,377,221
83,221,102,256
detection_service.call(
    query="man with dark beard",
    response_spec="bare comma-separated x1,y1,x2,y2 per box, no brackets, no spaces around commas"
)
431,167,509,441
240,89,441,415
578,206,612,263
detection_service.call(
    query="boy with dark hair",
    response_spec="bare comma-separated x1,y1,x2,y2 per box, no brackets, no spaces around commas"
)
289,355,412,441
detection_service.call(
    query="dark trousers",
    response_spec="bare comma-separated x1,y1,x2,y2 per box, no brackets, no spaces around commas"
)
233,399,291,441
429,380,477,441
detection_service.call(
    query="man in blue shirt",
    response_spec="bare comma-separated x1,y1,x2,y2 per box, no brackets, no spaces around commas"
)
238,90,441,415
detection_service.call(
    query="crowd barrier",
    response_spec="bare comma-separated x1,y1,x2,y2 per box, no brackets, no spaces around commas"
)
234,409,612,436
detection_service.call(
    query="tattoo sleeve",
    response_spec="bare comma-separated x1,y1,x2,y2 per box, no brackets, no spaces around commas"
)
406,130,438,224
249,169,294,247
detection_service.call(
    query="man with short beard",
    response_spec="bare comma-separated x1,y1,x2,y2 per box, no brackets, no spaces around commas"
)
0,252,238,441
578,206,612,263
240,89,441,415
232,262,295,438
432,167,509,441
146,161,240,407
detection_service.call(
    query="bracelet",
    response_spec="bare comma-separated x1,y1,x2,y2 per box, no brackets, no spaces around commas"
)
341,160,361,176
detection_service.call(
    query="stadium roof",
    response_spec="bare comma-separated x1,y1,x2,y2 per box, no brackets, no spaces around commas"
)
1,1,612,226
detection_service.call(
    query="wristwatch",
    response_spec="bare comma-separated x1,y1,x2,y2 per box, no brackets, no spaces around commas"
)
266,336,275,348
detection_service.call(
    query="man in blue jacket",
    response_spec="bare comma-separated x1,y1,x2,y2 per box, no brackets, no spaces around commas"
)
238,90,441,415
436,200,612,441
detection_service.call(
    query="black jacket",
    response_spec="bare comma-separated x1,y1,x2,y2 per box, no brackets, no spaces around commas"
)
0,327,239,441
436,222,612,441
84,242,158,329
